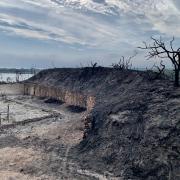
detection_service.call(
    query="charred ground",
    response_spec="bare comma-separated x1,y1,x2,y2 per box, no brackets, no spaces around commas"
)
0,67,179,180
28,67,180,179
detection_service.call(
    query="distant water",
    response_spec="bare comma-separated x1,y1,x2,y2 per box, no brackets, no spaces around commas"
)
0,73,33,83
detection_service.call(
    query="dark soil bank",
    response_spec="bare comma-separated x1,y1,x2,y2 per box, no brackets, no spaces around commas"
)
28,67,180,180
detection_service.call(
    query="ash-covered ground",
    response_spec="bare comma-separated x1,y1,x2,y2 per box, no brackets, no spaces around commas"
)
0,68,180,180
0,95,116,180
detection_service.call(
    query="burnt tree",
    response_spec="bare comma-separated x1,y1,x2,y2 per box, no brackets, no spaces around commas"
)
112,51,137,70
139,37,180,87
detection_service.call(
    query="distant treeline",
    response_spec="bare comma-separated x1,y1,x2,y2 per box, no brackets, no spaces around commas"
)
0,68,41,74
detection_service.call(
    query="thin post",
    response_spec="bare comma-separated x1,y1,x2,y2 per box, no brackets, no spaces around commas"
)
7,104,9,122
0,113,1,126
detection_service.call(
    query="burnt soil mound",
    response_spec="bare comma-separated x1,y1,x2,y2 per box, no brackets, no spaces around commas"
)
28,67,180,180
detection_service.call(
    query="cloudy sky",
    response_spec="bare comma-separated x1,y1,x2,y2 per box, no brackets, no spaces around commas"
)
0,0,180,68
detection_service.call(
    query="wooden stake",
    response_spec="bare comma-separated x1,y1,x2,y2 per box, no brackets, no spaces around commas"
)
7,104,9,122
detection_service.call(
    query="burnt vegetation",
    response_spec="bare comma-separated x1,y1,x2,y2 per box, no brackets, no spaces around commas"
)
79,61,104,80
44,98,64,105
139,37,180,87
145,60,166,81
112,52,137,70
66,105,86,113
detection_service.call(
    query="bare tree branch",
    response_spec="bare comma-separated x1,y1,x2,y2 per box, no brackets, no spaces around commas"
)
112,51,137,70
138,37,180,87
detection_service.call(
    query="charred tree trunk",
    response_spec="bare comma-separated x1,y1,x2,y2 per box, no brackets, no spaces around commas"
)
138,37,180,87
174,69,179,87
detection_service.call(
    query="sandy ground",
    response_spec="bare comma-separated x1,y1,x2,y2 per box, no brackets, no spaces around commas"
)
0,96,50,125
0,95,117,180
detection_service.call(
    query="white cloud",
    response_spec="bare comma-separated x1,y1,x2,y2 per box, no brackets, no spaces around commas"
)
0,0,179,44
0,0,179,67
0,2,130,49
